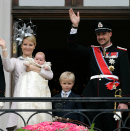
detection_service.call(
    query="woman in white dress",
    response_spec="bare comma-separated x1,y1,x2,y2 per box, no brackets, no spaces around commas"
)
17,52,52,128
0,35,53,131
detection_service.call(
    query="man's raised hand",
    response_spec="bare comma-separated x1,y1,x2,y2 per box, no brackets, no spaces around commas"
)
69,8,80,27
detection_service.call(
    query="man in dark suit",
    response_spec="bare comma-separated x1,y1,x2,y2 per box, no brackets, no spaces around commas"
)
0,55,6,108
53,71,85,124
67,8,130,131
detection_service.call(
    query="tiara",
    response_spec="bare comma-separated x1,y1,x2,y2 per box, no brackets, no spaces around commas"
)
13,19,36,45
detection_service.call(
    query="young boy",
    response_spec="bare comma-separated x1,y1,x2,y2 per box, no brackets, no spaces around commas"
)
53,71,85,123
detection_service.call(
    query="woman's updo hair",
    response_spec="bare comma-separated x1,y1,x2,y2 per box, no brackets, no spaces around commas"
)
22,35,36,46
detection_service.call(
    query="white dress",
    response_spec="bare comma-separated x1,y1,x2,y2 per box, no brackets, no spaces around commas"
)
1,56,53,129
17,57,52,128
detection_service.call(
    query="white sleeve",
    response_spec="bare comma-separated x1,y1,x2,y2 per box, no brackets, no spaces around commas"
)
39,61,53,79
70,29,77,34
44,65,51,71
1,55,16,72
39,68,53,80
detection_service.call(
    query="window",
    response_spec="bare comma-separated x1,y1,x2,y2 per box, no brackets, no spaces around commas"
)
83,0,129,6
19,0,65,6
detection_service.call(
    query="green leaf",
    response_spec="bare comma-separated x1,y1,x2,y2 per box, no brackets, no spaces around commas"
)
17,128,30,131
89,123,97,131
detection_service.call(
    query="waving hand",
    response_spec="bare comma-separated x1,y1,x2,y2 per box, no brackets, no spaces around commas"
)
69,8,80,27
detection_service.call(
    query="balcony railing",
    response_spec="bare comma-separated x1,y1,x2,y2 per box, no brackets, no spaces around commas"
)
0,97,130,131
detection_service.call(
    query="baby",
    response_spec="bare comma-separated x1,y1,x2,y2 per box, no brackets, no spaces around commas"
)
24,52,51,71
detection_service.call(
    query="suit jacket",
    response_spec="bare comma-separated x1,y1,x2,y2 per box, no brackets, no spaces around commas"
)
0,55,5,97
52,91,85,123
67,33,130,98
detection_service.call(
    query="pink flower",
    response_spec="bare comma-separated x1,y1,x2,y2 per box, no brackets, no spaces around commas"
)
22,121,88,131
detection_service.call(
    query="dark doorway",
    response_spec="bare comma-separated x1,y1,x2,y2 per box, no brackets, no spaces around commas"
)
18,19,130,96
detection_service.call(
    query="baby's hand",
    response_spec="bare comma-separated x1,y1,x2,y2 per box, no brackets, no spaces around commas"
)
44,66,49,70
23,61,30,67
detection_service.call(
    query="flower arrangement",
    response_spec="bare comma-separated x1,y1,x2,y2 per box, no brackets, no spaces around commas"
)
17,121,89,131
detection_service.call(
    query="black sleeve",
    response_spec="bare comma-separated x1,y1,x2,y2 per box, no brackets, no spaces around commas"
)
0,55,6,97
67,33,90,61
119,51,130,97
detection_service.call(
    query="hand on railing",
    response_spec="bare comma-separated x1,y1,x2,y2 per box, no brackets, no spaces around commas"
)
0,102,4,109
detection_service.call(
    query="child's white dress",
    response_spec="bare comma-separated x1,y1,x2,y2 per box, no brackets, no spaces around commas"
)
17,57,52,128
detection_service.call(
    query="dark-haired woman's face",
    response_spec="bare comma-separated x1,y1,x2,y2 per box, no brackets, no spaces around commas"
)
21,38,35,58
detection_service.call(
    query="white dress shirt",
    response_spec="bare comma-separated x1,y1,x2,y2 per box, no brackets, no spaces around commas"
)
61,90,71,97
70,29,77,34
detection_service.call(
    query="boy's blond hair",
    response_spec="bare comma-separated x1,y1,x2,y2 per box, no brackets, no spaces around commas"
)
59,71,75,82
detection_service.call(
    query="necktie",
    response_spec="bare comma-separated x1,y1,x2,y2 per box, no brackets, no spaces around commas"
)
63,93,67,97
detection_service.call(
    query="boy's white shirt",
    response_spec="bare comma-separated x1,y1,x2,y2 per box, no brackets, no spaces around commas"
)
61,90,71,97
